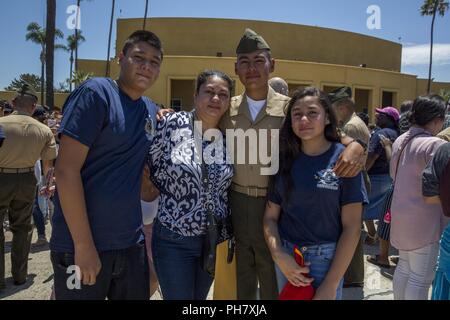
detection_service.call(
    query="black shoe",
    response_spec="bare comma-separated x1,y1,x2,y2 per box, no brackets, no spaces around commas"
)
343,282,364,288
13,280,26,286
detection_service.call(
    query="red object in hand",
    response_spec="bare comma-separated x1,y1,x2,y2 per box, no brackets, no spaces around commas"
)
279,246,315,300
39,168,55,198
383,209,391,224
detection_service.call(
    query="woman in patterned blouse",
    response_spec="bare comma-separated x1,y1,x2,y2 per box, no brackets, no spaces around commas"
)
141,70,234,300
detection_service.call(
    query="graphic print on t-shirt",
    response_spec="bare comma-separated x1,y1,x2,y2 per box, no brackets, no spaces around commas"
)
315,167,339,191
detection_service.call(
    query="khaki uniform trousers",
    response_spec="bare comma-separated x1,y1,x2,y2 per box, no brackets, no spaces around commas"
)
0,172,36,287
214,190,278,300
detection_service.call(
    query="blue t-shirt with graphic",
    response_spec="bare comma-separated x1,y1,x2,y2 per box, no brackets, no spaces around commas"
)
51,77,158,253
368,127,398,175
268,143,368,246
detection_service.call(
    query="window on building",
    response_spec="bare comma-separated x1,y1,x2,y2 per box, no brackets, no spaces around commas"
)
382,91,397,107
170,79,195,111
288,83,310,97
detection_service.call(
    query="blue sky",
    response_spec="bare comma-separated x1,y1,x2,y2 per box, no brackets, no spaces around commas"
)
0,0,449,90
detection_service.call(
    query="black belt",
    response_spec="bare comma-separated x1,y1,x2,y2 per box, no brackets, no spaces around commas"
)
0,167,35,174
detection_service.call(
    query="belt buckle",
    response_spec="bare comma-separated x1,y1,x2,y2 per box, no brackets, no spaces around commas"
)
247,186,258,198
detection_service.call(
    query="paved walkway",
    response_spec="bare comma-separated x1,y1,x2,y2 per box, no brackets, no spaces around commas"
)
1,225,397,300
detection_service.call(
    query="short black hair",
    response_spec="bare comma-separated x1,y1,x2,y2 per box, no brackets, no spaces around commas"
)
409,94,446,126
334,97,355,110
122,30,164,60
236,49,272,60
357,112,369,126
400,100,413,114
195,70,234,95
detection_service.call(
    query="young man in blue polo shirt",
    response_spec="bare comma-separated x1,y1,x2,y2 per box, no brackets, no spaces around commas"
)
51,30,162,300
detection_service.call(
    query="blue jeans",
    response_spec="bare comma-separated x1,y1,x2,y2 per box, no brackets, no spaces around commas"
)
152,219,214,300
50,242,149,300
432,224,450,300
32,195,46,238
275,239,344,300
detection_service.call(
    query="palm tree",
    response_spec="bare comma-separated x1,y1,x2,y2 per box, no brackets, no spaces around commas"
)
440,89,450,103
143,0,149,30
66,31,86,91
70,70,93,87
46,0,57,110
420,0,449,94
25,22,64,106
106,0,116,77
75,0,81,73
74,0,93,73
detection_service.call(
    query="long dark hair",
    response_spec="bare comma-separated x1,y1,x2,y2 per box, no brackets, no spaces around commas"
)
270,87,339,201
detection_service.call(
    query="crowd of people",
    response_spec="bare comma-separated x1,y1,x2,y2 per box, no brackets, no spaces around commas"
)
0,28,449,301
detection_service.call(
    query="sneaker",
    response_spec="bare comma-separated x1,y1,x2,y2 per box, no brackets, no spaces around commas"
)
390,256,399,265
33,236,48,247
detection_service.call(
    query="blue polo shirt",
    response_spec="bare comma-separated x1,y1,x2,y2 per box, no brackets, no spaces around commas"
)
50,78,158,253
268,143,368,246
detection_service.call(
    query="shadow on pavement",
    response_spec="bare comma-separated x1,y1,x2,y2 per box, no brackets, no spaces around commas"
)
0,274,37,299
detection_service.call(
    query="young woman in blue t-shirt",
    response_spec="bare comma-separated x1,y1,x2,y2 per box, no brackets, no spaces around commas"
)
263,87,367,300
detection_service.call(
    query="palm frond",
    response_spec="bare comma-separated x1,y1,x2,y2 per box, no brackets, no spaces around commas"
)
55,29,64,39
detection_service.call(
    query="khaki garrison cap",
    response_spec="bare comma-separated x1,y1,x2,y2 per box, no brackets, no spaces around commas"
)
236,28,271,54
17,82,38,100
328,86,352,104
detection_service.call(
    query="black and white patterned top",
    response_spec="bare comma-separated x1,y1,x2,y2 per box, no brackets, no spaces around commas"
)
147,112,233,236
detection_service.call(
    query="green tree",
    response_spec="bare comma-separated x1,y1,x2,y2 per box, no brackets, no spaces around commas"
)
75,0,81,72
45,0,57,110
5,73,42,92
439,89,450,103
65,31,86,91
70,70,93,87
73,0,94,73
55,80,70,93
25,22,64,105
420,0,449,94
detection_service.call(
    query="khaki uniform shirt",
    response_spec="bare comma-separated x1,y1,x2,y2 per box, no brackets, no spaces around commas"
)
0,112,57,168
341,112,371,192
438,127,450,142
220,86,290,190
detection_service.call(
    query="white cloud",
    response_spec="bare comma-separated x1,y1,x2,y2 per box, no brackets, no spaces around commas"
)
402,44,450,66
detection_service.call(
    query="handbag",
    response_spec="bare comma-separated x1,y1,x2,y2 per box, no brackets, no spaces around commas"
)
188,111,233,277
382,131,430,221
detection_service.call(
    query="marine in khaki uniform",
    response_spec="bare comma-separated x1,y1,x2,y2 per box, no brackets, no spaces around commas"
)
0,83,57,289
214,30,366,300
330,87,370,288
213,29,288,300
